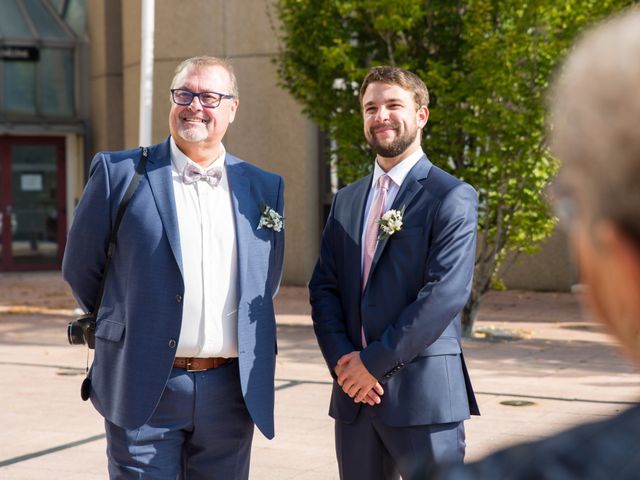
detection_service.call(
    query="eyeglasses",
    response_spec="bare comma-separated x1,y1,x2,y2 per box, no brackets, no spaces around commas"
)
170,89,234,109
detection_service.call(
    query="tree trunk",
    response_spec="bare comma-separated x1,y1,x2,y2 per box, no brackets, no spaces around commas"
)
461,292,480,337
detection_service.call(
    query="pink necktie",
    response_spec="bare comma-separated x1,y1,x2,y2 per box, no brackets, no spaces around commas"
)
361,174,390,346
362,174,391,289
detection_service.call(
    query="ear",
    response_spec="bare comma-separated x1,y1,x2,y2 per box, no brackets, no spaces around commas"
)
228,98,239,124
416,106,429,129
606,224,640,285
592,222,640,363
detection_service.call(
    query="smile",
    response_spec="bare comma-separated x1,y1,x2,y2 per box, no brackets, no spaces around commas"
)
371,122,399,134
182,116,208,124
372,126,396,136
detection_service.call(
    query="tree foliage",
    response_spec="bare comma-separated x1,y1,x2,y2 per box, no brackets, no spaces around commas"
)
274,0,636,334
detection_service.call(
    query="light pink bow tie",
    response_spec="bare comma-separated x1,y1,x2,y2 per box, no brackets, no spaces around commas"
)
182,164,222,187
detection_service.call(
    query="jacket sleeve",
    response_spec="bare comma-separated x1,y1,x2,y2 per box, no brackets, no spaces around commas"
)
62,153,113,313
308,193,357,375
360,182,478,381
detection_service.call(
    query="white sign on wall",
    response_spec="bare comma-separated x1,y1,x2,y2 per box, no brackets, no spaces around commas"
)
21,173,43,192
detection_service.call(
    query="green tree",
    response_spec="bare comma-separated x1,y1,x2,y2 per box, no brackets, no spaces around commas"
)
274,0,636,335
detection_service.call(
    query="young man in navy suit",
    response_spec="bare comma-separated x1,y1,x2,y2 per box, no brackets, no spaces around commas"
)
63,56,284,479
309,66,479,480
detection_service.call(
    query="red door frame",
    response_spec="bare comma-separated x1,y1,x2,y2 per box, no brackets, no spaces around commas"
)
0,140,11,268
0,136,67,271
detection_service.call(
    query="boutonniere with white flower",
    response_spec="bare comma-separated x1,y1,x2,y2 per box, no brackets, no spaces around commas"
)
258,202,283,232
378,206,405,240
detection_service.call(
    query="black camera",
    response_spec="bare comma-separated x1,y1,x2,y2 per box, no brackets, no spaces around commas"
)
67,313,96,349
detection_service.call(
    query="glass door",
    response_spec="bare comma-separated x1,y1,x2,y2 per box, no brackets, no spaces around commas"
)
0,137,66,271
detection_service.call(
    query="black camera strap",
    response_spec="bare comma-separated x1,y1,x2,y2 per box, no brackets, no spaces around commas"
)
91,146,149,316
78,147,149,400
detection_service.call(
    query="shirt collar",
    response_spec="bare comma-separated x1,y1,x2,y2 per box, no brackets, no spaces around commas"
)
371,147,425,189
170,137,226,173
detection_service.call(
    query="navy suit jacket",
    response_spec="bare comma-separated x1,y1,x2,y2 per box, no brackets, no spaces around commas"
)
309,155,479,426
62,137,284,439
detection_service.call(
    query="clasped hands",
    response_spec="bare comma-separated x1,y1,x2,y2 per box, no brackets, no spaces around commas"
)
334,351,384,406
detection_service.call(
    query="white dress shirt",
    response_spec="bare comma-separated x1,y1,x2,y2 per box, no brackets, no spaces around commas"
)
170,137,239,358
361,147,425,274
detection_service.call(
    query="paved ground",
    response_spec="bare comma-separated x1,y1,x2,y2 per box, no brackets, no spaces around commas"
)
0,272,639,479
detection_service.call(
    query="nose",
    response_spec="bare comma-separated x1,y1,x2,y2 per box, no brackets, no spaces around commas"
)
187,94,204,111
374,106,390,122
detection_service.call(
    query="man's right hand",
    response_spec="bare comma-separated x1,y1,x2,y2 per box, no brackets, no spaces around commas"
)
334,355,384,406
363,383,384,406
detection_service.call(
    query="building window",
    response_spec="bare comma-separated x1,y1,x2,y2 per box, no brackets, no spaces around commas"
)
4,61,37,116
0,0,84,123
40,48,74,117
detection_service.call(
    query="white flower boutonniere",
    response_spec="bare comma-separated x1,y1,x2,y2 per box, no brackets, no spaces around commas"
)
378,206,405,240
258,202,283,232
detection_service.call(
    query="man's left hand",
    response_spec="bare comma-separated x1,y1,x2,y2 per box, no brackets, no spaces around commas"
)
336,351,382,404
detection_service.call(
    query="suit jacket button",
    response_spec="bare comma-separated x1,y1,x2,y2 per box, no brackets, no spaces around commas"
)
175,294,183,303
168,339,177,348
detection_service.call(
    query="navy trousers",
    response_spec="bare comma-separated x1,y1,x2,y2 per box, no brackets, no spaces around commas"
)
335,406,465,480
105,360,254,480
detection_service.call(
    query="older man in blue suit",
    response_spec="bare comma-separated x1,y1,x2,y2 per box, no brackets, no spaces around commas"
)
63,56,284,479
309,66,479,480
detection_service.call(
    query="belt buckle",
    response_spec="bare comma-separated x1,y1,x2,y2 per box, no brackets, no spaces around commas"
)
185,358,207,372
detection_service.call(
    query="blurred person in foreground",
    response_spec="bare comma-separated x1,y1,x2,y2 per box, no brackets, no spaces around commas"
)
433,7,640,480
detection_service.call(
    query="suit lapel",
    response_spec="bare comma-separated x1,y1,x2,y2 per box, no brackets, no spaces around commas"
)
225,155,253,302
352,174,372,251
369,156,432,277
146,138,183,275
346,174,373,292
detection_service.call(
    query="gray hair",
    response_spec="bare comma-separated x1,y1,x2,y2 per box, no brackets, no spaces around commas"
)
171,56,239,98
549,7,640,244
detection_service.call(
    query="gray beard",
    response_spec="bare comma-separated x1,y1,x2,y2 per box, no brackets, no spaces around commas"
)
178,123,208,143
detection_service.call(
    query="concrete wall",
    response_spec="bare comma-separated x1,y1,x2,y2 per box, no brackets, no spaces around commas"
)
503,229,576,292
86,0,124,153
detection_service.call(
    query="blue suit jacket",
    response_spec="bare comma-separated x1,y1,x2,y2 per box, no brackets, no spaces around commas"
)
309,156,479,426
62,137,284,439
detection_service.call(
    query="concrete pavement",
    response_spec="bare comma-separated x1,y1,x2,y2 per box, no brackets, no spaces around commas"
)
0,272,638,479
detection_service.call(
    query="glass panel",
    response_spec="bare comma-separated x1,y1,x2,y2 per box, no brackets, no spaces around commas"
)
49,0,67,13
4,61,37,115
63,0,87,37
22,0,69,39
40,48,74,116
10,145,59,265
0,0,34,39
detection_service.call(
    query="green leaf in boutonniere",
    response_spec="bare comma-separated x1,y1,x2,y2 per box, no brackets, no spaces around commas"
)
258,201,284,232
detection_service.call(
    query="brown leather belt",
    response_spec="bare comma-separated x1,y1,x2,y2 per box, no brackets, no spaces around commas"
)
173,357,233,372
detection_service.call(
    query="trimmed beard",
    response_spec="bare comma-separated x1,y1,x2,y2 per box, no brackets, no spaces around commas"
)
176,119,209,143
177,124,208,143
367,124,417,158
